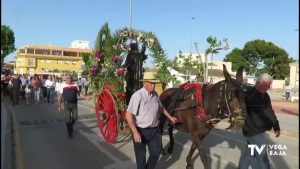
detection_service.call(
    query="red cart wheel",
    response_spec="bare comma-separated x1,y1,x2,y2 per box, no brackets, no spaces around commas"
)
95,89,118,143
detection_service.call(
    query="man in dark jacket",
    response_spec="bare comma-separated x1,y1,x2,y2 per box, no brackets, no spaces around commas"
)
239,73,280,169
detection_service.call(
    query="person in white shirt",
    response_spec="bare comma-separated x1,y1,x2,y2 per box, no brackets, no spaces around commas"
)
77,78,83,94
125,72,177,169
80,77,88,95
55,78,62,97
285,83,291,100
45,75,56,103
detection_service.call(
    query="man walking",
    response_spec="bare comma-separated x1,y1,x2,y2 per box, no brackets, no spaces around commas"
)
239,73,280,169
125,72,177,169
57,75,85,138
284,83,291,100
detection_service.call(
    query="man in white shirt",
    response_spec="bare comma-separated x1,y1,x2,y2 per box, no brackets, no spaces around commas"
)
45,75,55,103
125,72,177,169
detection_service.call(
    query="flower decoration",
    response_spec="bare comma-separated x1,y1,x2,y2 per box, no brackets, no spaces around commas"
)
89,65,98,76
116,69,124,76
117,92,127,100
86,23,168,117
95,51,102,61
112,55,122,63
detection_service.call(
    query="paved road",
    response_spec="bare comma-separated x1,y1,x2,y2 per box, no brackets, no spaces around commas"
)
1,90,299,169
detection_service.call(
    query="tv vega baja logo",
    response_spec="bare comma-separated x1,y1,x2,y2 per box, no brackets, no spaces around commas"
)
248,144,287,156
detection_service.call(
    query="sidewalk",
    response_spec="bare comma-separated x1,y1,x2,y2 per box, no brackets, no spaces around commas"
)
1,101,13,169
268,89,299,116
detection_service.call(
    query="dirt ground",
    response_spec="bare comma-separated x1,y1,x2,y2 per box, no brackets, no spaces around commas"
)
271,99,299,116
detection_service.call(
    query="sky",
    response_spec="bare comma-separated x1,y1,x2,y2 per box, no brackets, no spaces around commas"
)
2,0,299,66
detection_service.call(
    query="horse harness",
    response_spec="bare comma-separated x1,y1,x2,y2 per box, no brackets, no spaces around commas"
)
170,82,233,126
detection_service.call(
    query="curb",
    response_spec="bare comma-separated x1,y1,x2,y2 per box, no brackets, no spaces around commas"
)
3,99,24,169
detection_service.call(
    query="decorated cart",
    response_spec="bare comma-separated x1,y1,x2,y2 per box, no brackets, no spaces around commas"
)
83,23,173,143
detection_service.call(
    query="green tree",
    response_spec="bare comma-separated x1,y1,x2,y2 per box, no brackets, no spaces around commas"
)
1,25,16,65
224,39,295,79
223,48,250,72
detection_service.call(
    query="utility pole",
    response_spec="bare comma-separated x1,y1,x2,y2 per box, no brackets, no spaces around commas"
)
129,0,132,30
187,17,196,81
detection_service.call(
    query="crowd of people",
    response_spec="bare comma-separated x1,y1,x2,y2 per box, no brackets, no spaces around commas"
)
1,69,282,169
1,72,90,106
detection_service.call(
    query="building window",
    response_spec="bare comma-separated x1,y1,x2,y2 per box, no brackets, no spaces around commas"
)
28,58,35,66
40,60,45,63
35,49,50,55
27,49,34,54
65,61,71,64
63,51,77,57
18,49,25,54
57,60,63,64
52,50,62,56
46,60,51,64
72,61,77,65
17,58,22,64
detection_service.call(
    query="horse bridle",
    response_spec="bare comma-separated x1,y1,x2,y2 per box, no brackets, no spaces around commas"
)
217,81,231,116
217,81,246,129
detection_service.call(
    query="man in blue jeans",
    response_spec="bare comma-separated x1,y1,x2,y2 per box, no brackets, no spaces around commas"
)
125,72,177,169
239,73,281,169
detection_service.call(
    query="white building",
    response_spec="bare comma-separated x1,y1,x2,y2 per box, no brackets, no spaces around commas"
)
71,40,90,49
175,53,206,67
175,52,232,73
172,52,233,84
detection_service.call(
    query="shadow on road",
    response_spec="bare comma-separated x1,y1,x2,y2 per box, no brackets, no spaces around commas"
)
2,94,137,169
157,126,293,169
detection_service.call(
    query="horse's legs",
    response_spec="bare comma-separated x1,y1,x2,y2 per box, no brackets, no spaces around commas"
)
167,124,174,154
196,139,210,169
186,143,197,169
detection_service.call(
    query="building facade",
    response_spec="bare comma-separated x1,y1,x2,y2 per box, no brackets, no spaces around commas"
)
175,52,232,73
15,44,92,76
289,61,299,89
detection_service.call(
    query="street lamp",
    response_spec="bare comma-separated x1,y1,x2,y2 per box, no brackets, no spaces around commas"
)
129,0,132,30
190,17,196,54
187,17,196,81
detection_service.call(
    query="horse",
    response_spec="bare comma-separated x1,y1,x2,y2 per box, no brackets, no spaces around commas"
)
159,65,246,169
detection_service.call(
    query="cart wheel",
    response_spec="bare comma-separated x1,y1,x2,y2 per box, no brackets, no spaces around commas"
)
95,89,118,143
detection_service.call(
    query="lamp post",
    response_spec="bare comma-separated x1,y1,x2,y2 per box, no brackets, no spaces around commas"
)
129,0,132,30
187,17,196,81
190,17,196,55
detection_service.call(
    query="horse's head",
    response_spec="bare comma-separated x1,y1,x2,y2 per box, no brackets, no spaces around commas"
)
220,64,247,128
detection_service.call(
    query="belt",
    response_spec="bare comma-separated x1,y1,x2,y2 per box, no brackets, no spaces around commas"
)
137,126,158,129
